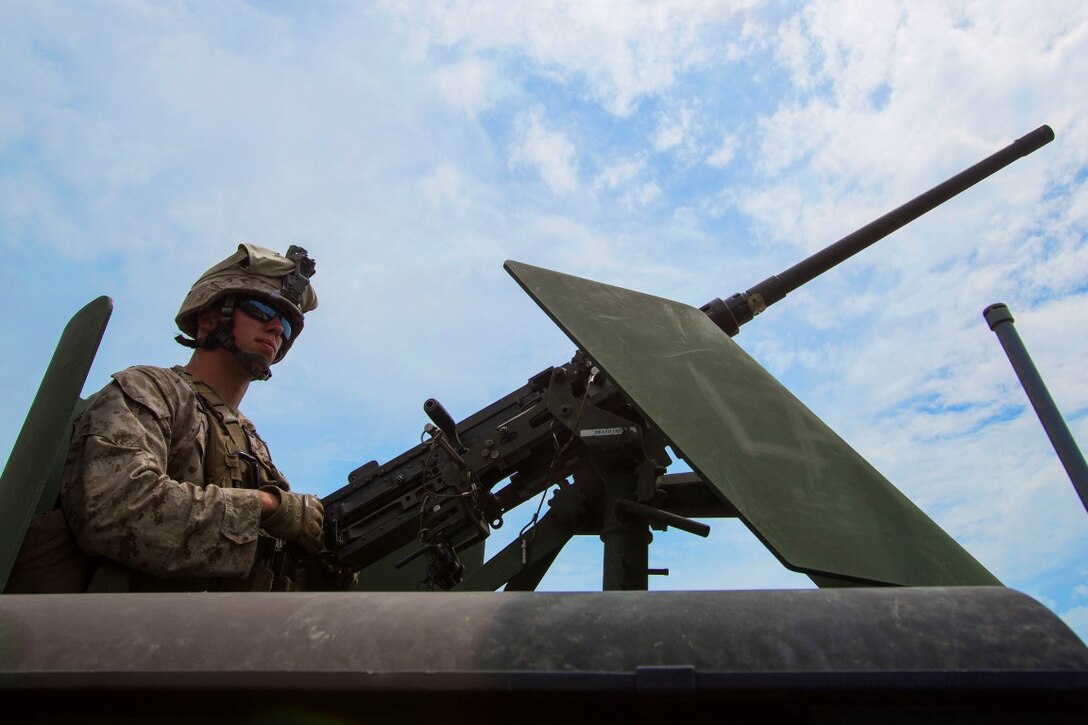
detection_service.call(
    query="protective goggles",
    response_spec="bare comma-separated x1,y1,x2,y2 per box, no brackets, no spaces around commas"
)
237,298,294,340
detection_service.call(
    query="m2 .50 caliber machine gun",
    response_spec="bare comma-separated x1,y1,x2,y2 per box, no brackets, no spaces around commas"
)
318,125,1055,592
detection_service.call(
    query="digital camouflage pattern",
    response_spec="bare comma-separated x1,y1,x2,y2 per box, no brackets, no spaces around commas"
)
61,365,290,590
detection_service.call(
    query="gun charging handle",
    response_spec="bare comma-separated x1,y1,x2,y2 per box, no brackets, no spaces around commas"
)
424,398,465,451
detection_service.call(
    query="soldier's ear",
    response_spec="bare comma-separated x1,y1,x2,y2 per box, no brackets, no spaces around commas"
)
195,306,222,337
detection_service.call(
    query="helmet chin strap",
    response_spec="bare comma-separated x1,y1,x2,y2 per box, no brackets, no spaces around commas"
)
174,296,273,381
221,338,273,382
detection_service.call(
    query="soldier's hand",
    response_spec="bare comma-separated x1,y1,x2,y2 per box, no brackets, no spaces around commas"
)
259,486,325,553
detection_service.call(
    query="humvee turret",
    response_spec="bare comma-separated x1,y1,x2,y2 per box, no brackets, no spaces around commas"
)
2,126,1085,723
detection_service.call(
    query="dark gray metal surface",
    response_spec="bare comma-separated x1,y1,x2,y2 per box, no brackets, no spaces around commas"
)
0,588,1084,677
505,261,997,586
2,590,1085,722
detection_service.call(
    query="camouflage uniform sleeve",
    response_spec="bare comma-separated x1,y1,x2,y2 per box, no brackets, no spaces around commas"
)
61,367,263,579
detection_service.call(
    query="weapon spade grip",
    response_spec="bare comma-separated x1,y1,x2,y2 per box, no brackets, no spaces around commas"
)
424,398,464,450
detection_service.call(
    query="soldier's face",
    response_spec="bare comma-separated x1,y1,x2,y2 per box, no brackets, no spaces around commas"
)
232,305,284,362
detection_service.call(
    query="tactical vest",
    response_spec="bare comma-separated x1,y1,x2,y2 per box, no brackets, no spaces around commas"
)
6,369,292,593
143,368,294,592
174,367,288,493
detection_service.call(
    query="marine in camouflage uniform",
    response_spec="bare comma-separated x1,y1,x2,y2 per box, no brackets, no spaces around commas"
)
39,244,327,592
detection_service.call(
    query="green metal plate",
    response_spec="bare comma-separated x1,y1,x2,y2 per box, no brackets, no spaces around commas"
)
505,261,997,586
0,296,113,589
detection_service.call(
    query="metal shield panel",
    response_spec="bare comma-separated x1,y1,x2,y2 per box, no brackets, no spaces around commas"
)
0,296,113,588
504,261,997,586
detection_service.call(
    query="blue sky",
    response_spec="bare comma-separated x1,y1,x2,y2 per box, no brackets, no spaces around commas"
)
2,1,1087,638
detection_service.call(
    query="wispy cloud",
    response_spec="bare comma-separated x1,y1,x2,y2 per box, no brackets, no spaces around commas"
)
509,106,579,194
386,0,755,116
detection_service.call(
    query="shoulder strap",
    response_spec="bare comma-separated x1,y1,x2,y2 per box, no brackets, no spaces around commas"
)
172,367,254,488
172,367,250,449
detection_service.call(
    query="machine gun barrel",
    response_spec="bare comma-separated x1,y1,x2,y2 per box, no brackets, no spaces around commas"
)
322,125,1056,587
701,125,1055,336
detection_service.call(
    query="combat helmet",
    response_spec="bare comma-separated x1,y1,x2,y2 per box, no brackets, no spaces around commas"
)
175,243,317,380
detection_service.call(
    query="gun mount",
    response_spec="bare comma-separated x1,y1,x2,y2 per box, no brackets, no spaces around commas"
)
321,126,1055,591
327,351,656,588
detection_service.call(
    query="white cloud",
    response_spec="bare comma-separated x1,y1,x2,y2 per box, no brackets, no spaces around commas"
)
593,157,645,190
653,107,692,152
621,181,663,209
760,1,1088,185
384,0,757,116
509,107,579,194
774,0,905,99
527,214,615,271
706,132,738,168
588,155,664,210
430,57,501,114
420,161,465,205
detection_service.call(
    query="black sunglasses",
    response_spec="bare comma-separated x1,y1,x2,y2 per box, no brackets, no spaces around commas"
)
237,299,294,341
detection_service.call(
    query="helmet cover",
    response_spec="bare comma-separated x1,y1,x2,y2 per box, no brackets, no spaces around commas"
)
176,243,318,363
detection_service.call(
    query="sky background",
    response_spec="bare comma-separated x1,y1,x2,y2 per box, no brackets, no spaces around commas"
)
2,1,1086,639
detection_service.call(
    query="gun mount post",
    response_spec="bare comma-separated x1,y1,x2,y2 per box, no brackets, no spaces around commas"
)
984,303,1088,514
600,468,650,591
702,125,1056,336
